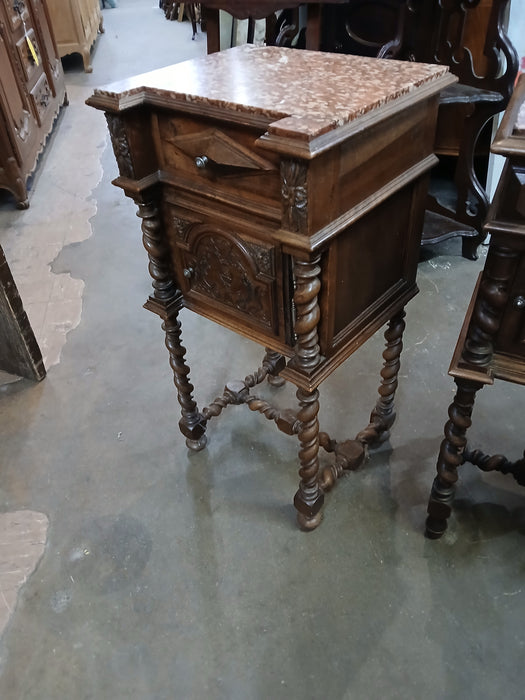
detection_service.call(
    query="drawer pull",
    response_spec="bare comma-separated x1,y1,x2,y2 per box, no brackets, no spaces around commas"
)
194,156,209,169
183,267,194,279
513,295,525,309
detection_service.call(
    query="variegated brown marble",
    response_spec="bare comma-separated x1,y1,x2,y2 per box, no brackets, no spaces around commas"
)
92,45,451,141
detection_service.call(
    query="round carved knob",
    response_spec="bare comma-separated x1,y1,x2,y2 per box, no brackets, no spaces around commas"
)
194,156,208,169
183,267,194,279
513,295,525,309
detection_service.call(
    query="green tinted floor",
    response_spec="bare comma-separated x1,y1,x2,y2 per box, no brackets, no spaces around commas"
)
0,2,524,699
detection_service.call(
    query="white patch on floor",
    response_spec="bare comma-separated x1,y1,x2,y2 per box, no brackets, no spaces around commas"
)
0,511,49,637
0,84,108,371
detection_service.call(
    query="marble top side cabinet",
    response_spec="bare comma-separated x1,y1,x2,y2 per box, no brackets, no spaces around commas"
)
0,0,66,208
88,46,454,529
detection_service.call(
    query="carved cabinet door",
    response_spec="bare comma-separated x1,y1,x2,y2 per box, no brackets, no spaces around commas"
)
0,1,39,162
166,211,293,348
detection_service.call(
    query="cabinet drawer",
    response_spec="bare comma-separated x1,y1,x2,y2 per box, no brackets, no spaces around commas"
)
155,113,281,221
163,203,293,348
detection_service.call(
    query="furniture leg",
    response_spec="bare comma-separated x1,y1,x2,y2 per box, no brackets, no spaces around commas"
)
454,106,494,261
358,309,406,447
81,49,93,73
264,347,286,387
425,377,483,539
9,171,29,209
294,386,324,530
305,3,322,51
426,239,518,536
463,447,525,487
163,310,207,450
136,198,206,450
246,17,255,44
319,310,406,491
291,255,324,529
204,7,220,53
187,3,198,39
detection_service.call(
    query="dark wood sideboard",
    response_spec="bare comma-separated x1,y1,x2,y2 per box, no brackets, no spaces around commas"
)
426,74,525,538
88,46,454,529
0,0,66,208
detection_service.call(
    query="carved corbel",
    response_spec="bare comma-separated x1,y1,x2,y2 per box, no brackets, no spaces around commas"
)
105,114,134,179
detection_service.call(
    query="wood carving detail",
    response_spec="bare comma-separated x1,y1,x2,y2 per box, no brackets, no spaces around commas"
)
17,30,40,78
15,109,30,141
462,244,518,368
244,240,275,276
1,17,32,107
12,0,26,16
173,216,192,243
106,114,134,178
187,232,274,325
33,78,51,120
281,160,308,232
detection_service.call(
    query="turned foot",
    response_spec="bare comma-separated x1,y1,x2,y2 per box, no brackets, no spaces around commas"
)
267,374,285,388
82,51,93,73
297,510,322,531
461,235,481,261
186,434,208,451
425,476,455,538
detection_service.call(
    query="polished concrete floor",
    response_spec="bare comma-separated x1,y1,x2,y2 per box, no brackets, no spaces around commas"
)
1,2,524,698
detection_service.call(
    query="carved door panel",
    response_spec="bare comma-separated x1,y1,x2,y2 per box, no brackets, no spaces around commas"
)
496,253,525,360
0,13,38,164
2,0,28,30
157,115,281,217
32,0,63,91
166,212,292,347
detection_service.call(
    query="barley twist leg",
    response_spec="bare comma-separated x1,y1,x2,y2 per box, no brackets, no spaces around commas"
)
426,378,483,538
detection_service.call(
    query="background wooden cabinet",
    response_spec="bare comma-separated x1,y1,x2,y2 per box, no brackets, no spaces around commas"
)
0,0,66,208
46,0,103,73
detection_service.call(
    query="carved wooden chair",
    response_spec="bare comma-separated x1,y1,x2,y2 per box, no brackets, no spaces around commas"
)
320,0,413,59
416,0,518,260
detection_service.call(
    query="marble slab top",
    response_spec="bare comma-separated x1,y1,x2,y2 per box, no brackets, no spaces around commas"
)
91,45,453,141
